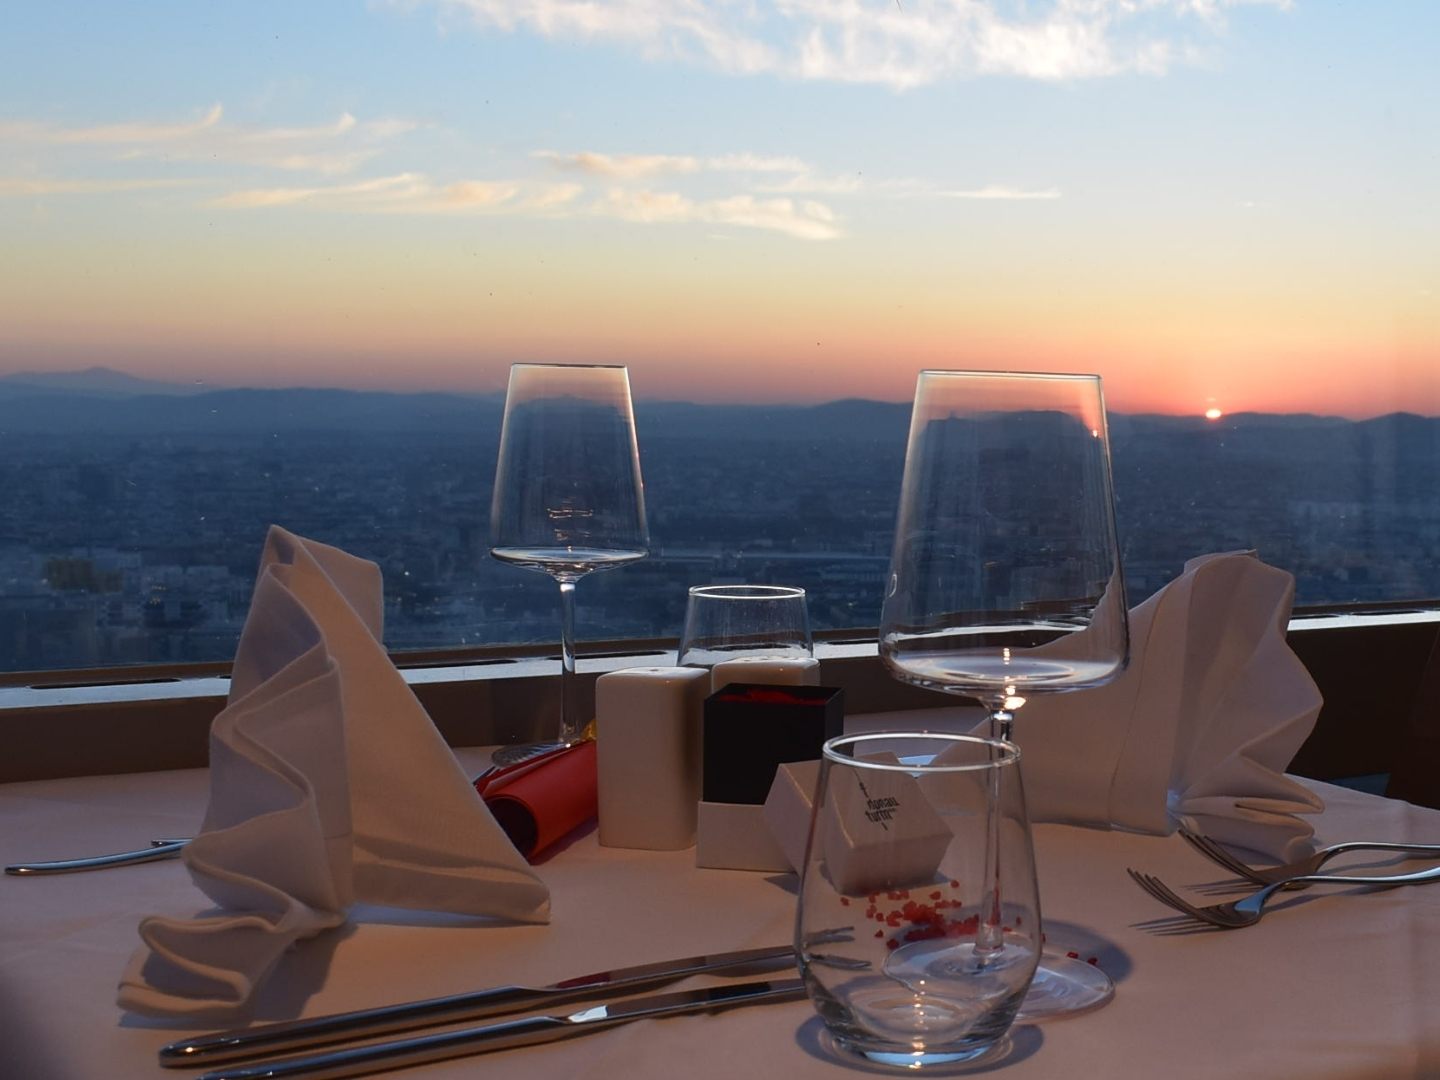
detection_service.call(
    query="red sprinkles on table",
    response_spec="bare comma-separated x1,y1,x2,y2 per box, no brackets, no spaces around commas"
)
852,881,1100,965
856,880,990,951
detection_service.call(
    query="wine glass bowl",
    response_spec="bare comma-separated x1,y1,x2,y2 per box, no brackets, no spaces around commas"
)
675,584,812,668
878,370,1129,1020
880,371,1127,714
490,363,648,763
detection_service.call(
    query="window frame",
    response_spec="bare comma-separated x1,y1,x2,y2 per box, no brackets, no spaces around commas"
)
4,612,1437,807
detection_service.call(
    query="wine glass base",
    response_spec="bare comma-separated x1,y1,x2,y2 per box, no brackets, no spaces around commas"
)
1014,952,1114,1022
490,740,572,767
823,1028,1010,1071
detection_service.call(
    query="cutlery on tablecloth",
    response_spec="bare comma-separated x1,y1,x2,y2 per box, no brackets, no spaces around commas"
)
1178,824,1440,888
6,757,553,877
1128,862,1440,929
189,977,806,1080
160,942,798,1068
4,839,191,876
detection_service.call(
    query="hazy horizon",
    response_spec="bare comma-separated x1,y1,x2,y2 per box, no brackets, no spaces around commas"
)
6,361,1440,421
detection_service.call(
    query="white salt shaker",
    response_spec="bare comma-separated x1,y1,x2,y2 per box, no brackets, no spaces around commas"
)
595,666,710,850
709,655,821,693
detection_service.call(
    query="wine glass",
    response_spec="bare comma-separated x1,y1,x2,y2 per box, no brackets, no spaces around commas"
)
490,363,649,765
879,370,1129,1020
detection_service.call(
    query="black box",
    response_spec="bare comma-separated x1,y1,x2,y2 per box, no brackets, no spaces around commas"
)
702,682,845,805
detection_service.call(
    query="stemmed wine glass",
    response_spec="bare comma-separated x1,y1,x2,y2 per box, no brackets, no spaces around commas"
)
490,363,649,765
879,370,1129,1020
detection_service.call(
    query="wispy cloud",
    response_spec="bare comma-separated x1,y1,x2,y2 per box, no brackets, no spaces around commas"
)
0,104,225,145
534,150,700,178
2,95,847,240
707,153,809,174
212,172,584,214
538,146,861,195
212,170,839,239
708,152,861,194
600,188,840,240
424,0,1291,89
529,142,1058,229
751,172,863,195
212,173,426,209
1,105,419,175
0,177,196,197
941,185,1062,200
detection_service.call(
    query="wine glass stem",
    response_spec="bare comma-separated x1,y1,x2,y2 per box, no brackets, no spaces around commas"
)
557,580,580,746
989,706,1015,743
977,703,1016,960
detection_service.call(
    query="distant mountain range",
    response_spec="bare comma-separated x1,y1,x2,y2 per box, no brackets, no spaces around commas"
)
0,367,503,435
0,367,920,439
0,366,206,398
0,367,1436,452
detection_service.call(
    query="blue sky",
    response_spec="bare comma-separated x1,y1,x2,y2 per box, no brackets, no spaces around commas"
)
1,1,1435,414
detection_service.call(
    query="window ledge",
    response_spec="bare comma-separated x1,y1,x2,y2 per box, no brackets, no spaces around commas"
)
1,615,1434,786
0,611,1430,714
0,640,882,712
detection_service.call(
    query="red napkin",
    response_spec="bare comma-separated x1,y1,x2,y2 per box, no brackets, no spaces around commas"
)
479,741,598,861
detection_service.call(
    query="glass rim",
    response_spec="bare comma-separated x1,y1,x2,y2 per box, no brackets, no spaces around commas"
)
822,731,1021,772
509,361,630,370
687,584,806,600
917,369,1100,383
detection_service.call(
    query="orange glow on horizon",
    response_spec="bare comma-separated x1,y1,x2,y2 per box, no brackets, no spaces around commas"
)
3,226,1436,417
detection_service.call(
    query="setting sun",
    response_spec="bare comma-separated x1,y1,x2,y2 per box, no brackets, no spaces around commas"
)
1205,408,1224,421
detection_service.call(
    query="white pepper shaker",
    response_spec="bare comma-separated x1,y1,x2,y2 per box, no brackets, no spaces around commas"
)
595,666,710,850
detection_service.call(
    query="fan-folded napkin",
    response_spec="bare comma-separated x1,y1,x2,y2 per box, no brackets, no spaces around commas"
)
117,526,549,1019
1000,552,1324,860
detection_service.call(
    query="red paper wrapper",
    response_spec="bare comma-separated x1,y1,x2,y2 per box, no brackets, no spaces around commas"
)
481,740,598,861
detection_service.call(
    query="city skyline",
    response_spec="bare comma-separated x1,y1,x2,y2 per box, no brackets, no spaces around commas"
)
3,378,1438,674
2,2,1436,417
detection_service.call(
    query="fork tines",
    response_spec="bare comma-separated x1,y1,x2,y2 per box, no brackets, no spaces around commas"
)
1126,869,1236,930
1177,828,1256,881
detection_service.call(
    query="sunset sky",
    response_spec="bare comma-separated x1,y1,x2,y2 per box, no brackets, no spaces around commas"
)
1,1,1435,416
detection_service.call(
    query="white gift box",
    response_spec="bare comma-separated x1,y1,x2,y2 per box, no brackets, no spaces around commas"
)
761,756,950,895
818,763,951,896
763,759,821,873
695,801,792,873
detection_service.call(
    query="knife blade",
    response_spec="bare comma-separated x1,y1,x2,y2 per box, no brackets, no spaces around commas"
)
160,943,796,1068
3,839,189,875
192,978,805,1080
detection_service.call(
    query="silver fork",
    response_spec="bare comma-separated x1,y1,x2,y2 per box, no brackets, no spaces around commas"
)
1127,863,1440,929
1178,825,1440,889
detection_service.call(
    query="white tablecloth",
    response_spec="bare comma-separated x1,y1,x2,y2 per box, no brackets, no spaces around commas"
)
3,749,1440,1079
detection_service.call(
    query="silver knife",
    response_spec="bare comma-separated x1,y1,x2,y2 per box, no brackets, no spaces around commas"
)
8,759,513,877
192,978,805,1080
160,943,796,1067
4,839,190,875
8,765,526,877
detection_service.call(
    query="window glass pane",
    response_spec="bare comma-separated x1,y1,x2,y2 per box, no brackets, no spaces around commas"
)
1,2,1436,673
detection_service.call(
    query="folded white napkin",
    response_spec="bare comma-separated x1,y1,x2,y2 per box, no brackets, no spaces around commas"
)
1001,552,1324,861
118,527,550,1019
